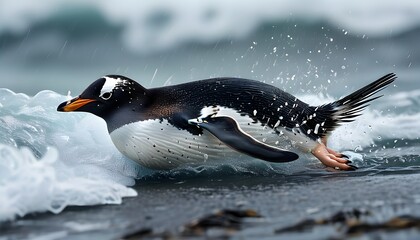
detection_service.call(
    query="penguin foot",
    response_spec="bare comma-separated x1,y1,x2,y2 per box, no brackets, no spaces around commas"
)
311,144,355,171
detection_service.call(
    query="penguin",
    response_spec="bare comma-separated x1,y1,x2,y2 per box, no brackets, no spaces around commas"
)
57,73,396,171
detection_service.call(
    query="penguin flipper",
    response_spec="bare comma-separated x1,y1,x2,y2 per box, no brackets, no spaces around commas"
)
188,116,299,163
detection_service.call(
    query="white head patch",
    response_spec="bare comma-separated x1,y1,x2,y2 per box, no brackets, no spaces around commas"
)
101,76,130,96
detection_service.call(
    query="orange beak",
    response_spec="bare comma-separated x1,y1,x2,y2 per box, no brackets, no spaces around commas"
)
57,97,96,112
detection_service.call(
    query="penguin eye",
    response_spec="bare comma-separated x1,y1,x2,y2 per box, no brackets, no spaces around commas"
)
100,92,112,100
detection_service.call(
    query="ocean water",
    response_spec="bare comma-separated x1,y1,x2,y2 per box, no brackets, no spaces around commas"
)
0,0,420,236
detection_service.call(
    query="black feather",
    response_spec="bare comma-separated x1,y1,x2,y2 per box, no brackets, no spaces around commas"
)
301,73,396,140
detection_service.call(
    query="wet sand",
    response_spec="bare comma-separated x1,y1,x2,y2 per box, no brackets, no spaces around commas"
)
3,171,420,239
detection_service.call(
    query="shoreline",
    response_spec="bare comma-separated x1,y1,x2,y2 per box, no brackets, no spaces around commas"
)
2,172,420,239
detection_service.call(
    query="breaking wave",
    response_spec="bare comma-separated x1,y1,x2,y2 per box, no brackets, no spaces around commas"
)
2,0,420,53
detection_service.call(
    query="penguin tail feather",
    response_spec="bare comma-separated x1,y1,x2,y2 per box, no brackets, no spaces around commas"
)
302,73,396,140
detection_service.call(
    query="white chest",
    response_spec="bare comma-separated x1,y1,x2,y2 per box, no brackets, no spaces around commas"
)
110,119,235,169
109,107,316,169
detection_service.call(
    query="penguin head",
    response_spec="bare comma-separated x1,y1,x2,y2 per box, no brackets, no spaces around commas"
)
57,75,148,119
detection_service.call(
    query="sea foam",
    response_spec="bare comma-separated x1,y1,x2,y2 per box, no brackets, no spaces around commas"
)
0,145,136,221
0,89,140,221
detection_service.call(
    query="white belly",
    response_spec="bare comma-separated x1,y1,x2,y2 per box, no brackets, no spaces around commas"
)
109,107,317,169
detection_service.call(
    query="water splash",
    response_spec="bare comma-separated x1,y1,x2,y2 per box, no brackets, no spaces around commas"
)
0,89,140,221
0,145,136,221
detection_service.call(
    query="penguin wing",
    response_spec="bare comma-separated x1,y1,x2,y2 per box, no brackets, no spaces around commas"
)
188,116,299,163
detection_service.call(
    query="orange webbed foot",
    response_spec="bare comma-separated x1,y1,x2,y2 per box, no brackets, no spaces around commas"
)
312,144,357,171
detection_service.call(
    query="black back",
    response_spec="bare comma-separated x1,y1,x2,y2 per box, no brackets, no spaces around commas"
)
107,77,311,135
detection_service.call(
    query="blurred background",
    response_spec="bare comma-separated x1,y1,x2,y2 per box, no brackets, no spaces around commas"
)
0,0,419,96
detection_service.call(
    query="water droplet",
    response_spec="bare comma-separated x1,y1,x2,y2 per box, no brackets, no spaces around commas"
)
203,154,208,162
354,145,362,152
